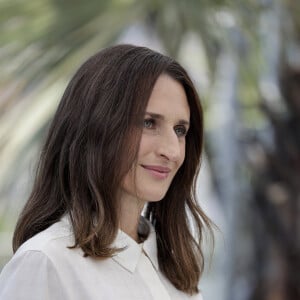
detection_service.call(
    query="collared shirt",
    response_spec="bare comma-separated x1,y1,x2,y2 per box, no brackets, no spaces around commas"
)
0,216,203,300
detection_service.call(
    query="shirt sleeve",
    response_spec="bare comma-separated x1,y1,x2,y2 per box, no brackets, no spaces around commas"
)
0,250,67,300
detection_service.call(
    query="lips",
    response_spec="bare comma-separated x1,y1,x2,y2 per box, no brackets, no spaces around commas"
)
141,165,171,179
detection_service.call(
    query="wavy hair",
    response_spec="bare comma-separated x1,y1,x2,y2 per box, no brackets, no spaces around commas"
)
13,44,213,295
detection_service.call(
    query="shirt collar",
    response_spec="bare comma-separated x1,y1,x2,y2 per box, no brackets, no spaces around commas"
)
112,219,159,273
143,225,159,270
60,214,158,273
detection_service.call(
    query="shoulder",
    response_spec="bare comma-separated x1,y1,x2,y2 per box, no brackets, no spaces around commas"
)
0,218,77,299
7,217,81,274
15,216,78,260
0,248,67,299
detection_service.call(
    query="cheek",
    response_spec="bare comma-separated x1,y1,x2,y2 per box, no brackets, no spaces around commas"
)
121,165,136,195
179,142,186,165
137,134,154,158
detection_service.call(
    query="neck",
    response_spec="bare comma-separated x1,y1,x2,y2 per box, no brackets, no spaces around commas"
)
119,193,145,243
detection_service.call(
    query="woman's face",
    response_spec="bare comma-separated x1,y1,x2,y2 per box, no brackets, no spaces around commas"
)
121,74,190,204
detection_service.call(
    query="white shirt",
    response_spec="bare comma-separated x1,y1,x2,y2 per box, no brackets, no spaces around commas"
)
0,216,203,300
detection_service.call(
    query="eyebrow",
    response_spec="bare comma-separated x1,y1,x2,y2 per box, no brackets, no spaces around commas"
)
145,111,190,126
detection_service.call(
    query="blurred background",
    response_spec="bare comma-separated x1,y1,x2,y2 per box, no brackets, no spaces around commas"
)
0,0,299,299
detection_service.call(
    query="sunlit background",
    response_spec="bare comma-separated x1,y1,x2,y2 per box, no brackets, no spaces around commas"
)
0,0,299,299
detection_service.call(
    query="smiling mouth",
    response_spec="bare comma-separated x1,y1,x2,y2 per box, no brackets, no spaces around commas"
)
141,165,171,179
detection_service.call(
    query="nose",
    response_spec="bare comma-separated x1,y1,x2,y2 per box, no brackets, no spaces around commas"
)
156,131,181,162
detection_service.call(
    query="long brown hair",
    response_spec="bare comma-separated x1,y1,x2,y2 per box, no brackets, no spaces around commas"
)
13,44,213,295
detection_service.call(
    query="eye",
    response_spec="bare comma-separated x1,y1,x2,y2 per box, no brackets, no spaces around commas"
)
143,118,156,129
174,125,188,137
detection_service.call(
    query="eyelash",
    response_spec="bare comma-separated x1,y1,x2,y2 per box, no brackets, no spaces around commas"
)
174,125,187,137
143,118,188,137
143,118,155,129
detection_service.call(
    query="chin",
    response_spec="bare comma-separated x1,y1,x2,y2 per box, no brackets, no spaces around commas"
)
140,190,167,203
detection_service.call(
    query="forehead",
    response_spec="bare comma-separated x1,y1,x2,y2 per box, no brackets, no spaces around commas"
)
146,74,190,120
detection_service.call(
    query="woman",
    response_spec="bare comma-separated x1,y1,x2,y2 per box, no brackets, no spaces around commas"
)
0,44,213,299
